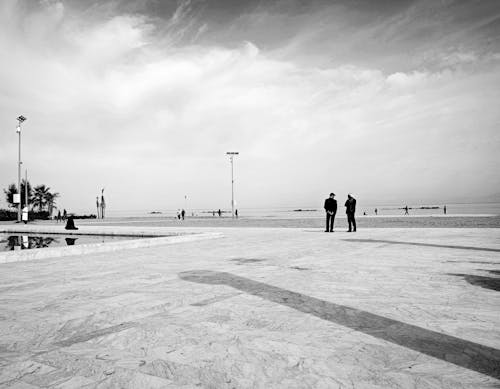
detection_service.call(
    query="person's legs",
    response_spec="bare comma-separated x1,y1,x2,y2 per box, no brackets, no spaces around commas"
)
330,213,335,231
325,213,331,232
352,214,356,231
347,213,352,231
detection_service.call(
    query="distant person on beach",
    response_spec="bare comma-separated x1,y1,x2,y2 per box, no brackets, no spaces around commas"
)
324,193,337,232
65,216,78,230
177,209,181,220
345,194,357,232
374,208,378,215
96,196,100,219
218,209,222,217
444,205,447,214
100,189,106,219
235,209,238,218
181,209,185,220
212,210,215,217
404,205,409,215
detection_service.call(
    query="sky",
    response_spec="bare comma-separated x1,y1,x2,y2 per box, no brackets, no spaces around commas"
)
0,0,499,213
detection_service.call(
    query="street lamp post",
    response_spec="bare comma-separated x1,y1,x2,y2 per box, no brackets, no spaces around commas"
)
25,169,29,220
226,152,239,218
16,116,26,222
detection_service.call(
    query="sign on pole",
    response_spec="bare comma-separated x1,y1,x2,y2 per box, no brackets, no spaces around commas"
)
13,193,20,204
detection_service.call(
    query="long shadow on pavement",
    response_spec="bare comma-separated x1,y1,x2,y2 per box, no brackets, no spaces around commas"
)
179,270,500,380
343,238,500,253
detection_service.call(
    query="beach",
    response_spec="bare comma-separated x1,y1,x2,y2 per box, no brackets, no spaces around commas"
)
72,214,500,229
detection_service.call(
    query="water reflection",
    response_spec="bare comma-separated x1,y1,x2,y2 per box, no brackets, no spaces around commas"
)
1,235,60,251
65,237,78,246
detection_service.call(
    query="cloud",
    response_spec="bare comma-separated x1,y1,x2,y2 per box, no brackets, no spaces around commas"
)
0,0,499,212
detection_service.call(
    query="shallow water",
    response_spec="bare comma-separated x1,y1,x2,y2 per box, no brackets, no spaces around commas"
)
0,233,138,252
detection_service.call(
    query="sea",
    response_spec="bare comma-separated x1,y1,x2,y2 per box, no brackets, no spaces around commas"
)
105,202,500,219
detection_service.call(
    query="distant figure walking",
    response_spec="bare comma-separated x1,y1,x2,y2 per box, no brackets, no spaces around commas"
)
57,210,62,223
345,194,357,232
374,208,378,215
96,196,100,219
218,209,222,217
324,193,337,232
65,215,78,230
235,209,238,218
177,209,181,220
181,209,185,220
404,205,409,215
100,189,106,219
63,209,67,221
444,205,447,215
22,206,28,224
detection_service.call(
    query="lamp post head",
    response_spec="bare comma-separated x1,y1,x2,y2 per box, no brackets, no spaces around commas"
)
226,152,239,156
16,116,26,133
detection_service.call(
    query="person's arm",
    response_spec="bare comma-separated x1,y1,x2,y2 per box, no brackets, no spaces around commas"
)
333,201,337,214
324,199,328,211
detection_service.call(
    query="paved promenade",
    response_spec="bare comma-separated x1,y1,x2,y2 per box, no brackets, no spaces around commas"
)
0,227,499,388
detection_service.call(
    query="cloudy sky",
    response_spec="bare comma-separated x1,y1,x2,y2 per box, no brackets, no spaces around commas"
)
1,0,499,212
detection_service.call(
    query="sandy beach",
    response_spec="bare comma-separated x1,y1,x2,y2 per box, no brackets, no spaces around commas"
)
69,214,500,229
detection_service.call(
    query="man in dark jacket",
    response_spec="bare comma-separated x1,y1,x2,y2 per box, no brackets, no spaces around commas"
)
345,194,356,232
324,193,337,232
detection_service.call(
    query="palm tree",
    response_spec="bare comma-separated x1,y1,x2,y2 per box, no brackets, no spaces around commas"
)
3,180,33,209
45,192,60,217
32,185,50,212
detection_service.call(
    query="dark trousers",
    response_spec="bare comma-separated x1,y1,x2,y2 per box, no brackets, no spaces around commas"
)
347,212,356,231
326,212,336,231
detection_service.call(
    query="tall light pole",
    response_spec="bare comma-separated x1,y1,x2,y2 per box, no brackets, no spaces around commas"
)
16,116,26,222
226,152,239,218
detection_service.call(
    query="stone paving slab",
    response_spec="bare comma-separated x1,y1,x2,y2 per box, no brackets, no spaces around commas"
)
0,227,499,388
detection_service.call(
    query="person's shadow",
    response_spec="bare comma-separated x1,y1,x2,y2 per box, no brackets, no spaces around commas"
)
179,270,500,380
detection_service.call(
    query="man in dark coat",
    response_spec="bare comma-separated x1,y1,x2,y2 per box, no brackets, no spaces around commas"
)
345,194,356,232
324,193,337,232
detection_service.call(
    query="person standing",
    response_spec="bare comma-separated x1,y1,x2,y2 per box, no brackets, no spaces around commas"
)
374,208,378,215
181,209,185,220
444,205,447,215
324,193,337,232
218,209,222,217
345,194,357,232
404,205,409,215
96,196,100,219
63,209,67,221
100,189,106,219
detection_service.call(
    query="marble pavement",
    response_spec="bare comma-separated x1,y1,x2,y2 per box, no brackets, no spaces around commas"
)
0,227,499,388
